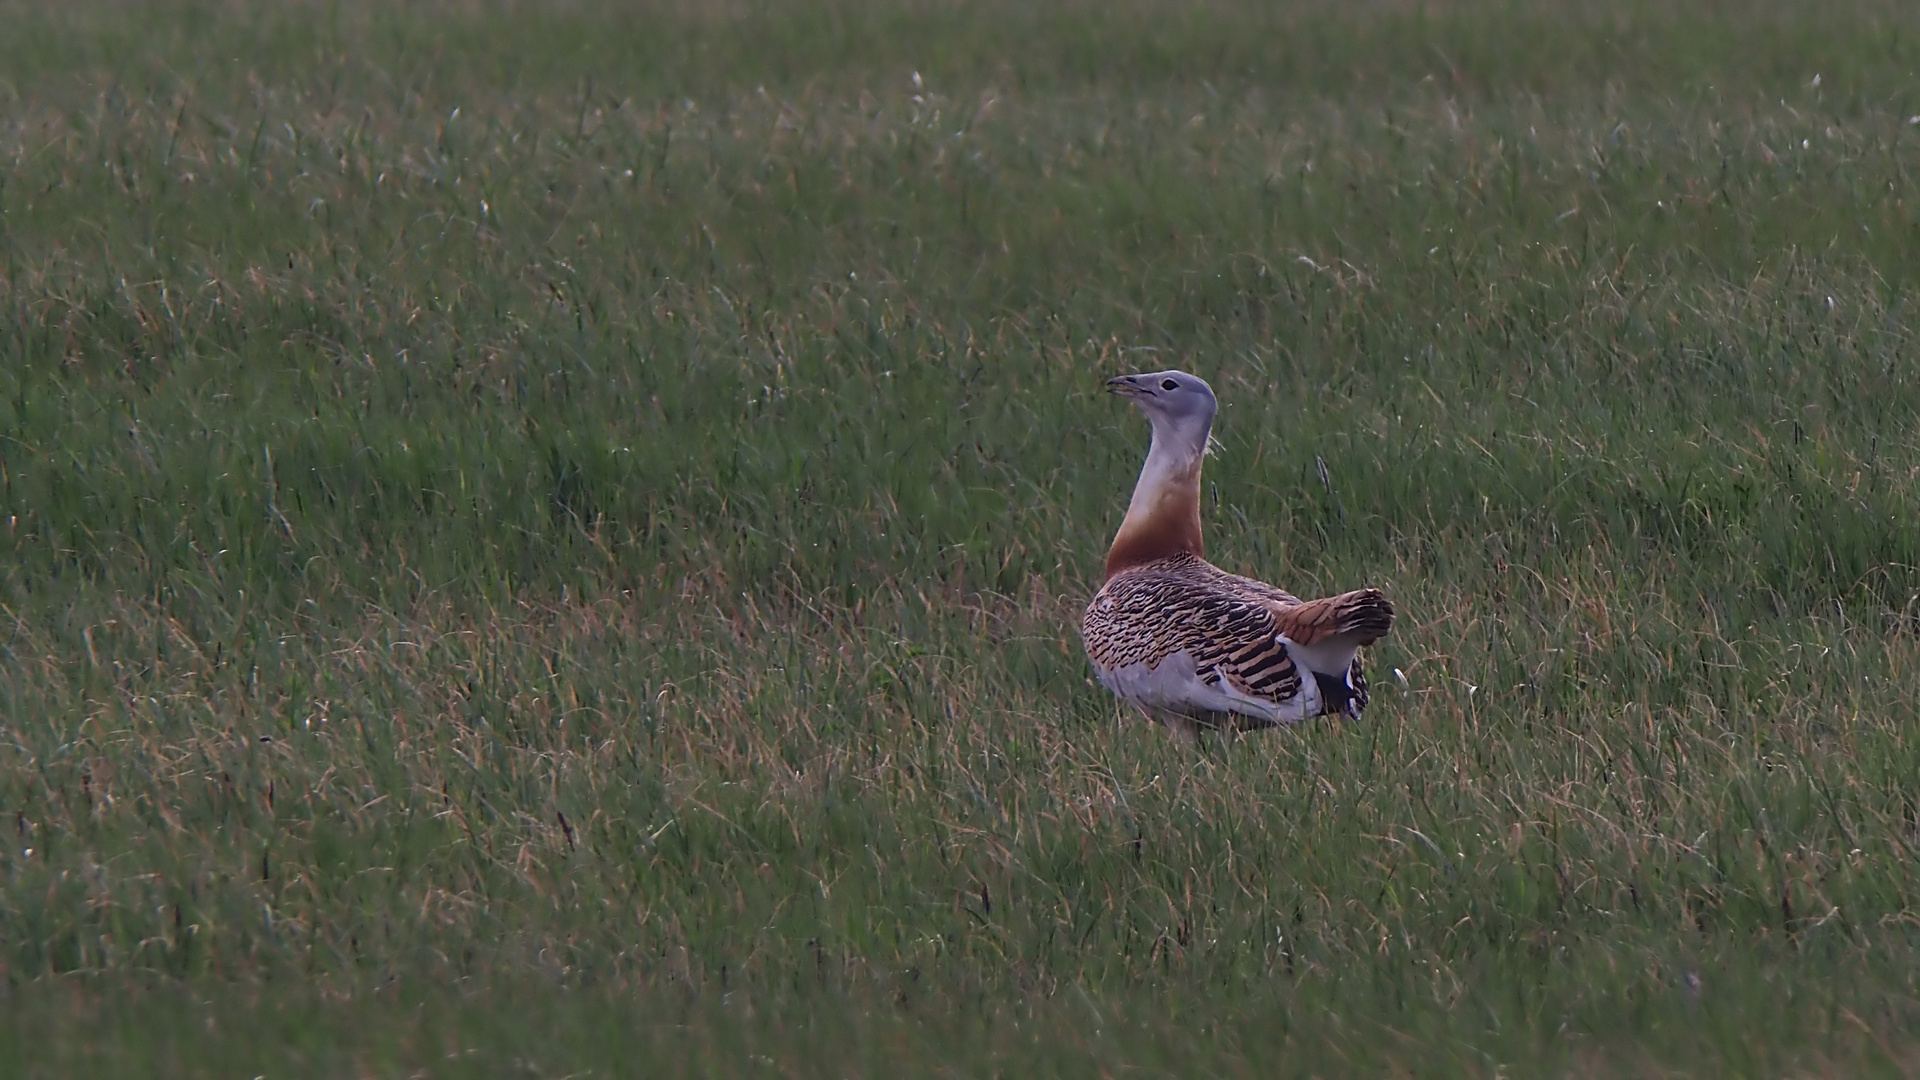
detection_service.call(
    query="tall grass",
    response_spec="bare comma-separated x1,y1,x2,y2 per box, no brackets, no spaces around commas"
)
4,0,1920,1074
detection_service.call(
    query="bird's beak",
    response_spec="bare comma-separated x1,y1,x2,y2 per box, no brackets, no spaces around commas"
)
1106,375,1144,398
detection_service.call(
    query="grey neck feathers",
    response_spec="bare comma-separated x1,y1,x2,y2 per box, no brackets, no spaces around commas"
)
1104,412,1211,577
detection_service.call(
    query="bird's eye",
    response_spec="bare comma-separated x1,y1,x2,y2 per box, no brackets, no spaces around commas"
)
1161,378,1179,391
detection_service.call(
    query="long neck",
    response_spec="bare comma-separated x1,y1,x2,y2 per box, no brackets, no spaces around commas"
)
1104,422,1206,578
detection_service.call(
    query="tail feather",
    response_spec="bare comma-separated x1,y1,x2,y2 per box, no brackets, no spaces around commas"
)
1269,588,1394,648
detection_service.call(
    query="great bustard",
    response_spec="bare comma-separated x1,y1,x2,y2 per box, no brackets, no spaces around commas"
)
1081,370,1394,738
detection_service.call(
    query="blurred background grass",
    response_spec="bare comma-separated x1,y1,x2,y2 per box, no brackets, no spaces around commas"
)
4,0,1920,1074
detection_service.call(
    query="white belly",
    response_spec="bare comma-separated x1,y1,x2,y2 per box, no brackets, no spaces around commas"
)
1096,648,1321,725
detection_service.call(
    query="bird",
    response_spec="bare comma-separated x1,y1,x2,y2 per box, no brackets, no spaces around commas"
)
1081,370,1394,739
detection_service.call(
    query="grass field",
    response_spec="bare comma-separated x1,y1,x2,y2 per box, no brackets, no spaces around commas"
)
5,0,1920,1074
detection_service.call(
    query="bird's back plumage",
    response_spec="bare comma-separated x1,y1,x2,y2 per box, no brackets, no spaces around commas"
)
1082,551,1391,730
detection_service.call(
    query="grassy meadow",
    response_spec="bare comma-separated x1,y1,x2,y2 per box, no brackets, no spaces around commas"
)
6,0,1920,1073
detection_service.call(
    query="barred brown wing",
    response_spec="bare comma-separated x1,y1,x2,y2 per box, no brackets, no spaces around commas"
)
1082,559,1304,704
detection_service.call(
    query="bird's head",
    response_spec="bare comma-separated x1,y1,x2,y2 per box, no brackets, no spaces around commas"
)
1105,369,1217,445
